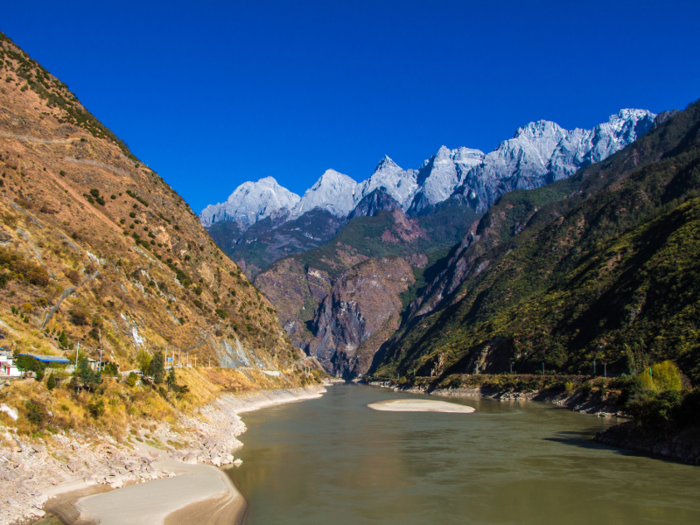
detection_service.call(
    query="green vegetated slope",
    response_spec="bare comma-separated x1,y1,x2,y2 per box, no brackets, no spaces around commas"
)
374,99,700,385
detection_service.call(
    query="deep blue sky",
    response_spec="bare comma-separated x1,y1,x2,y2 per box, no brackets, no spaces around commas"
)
4,1,699,212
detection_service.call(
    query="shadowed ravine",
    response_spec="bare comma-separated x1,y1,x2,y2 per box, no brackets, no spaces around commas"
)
227,384,700,525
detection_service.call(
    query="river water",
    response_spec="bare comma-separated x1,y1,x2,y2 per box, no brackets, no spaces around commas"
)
227,384,700,525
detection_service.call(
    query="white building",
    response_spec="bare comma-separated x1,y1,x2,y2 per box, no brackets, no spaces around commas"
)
0,349,21,378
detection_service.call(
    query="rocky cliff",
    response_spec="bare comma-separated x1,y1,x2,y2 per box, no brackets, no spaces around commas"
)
308,257,415,378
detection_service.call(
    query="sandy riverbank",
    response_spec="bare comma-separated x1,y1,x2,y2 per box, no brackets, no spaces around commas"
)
1,385,326,525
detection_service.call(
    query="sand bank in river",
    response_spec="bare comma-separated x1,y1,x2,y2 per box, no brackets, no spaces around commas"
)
367,399,475,413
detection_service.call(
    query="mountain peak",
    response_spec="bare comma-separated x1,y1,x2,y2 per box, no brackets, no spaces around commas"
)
375,155,401,171
200,177,300,228
513,120,564,140
292,169,358,218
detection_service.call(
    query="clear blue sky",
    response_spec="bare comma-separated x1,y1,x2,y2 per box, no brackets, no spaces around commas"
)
3,1,699,212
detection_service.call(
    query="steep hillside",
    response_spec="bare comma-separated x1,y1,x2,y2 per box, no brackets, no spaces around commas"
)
0,32,296,372
372,99,700,384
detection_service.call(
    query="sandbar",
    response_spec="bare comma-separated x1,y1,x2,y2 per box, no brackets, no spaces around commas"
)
368,399,475,413
67,449,245,525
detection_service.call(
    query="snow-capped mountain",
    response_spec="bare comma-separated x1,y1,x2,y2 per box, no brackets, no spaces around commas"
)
546,109,656,183
354,156,418,210
291,169,358,218
452,108,656,212
200,109,656,229
409,146,485,214
199,176,300,228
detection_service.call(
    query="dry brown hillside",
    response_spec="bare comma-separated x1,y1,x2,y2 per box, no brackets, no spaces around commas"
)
0,32,298,371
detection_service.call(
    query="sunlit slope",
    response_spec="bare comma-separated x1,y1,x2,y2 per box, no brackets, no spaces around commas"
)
0,32,297,370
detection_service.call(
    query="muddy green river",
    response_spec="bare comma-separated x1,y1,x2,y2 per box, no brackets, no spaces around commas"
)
227,384,700,525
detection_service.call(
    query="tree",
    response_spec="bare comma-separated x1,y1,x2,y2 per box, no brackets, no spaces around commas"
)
136,349,152,376
166,368,177,390
126,371,138,387
14,354,45,379
651,361,682,392
46,373,56,390
58,330,69,348
75,357,102,392
149,351,165,384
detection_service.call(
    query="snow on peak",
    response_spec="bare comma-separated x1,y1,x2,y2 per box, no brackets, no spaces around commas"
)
409,146,486,212
375,155,400,171
291,169,358,218
199,177,300,228
454,108,657,212
357,156,417,209
200,107,656,228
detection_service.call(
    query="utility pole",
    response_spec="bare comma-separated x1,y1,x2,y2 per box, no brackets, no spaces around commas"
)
75,342,81,393
98,329,103,371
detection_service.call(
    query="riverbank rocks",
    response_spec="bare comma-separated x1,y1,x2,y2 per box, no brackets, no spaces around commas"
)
594,422,700,466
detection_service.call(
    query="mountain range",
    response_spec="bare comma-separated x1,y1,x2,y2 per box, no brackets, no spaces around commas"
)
201,109,655,226
200,109,655,277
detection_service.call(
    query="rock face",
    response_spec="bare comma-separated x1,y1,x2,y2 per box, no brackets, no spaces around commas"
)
355,156,419,210
308,257,415,378
199,176,301,228
409,146,485,214
210,208,346,277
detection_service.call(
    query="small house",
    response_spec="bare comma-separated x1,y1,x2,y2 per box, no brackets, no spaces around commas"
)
0,349,21,378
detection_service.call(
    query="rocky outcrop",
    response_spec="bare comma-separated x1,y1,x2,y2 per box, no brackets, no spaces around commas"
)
291,169,358,218
308,257,414,378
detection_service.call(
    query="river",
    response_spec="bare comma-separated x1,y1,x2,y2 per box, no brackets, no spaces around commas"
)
227,384,700,524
